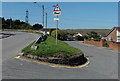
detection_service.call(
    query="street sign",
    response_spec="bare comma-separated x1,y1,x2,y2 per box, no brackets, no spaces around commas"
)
53,4,61,46
53,4,61,16
54,18,59,21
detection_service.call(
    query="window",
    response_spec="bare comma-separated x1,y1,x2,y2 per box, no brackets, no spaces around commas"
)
117,31,120,36
109,37,113,41
117,36,120,42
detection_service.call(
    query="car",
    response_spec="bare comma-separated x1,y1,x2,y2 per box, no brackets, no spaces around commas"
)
66,37,73,41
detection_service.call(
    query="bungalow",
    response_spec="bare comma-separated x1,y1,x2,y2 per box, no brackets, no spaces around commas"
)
73,33,83,37
73,32,88,37
106,27,120,42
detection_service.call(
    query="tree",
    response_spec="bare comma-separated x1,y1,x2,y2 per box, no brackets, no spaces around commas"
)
2,17,6,25
75,36,84,41
2,17,7,29
87,31,101,41
14,20,21,25
83,35,88,40
32,24,43,30
2,17,32,30
51,30,67,40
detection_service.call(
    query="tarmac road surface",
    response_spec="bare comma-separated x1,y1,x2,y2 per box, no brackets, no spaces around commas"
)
2,32,118,79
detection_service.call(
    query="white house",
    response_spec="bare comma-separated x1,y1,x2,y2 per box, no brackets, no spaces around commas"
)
73,33,83,37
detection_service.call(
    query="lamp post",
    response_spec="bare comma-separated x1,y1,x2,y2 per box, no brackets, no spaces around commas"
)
34,2,44,28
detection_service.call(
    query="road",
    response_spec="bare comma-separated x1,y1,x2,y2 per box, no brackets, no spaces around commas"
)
2,32,118,79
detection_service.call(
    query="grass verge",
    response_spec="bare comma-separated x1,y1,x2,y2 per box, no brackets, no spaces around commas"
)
22,36,83,57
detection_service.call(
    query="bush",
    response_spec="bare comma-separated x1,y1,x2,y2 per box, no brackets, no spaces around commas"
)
103,42,109,47
32,24,43,30
51,30,67,40
74,36,84,41
87,31,102,41
83,35,88,40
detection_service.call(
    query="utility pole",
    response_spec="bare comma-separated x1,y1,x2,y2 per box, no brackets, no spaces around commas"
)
25,9,29,23
45,13,47,34
34,3,45,29
42,5,44,28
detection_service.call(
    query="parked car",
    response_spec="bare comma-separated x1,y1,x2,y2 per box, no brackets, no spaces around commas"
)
66,37,73,41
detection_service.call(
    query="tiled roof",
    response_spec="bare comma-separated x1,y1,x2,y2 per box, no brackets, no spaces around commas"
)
114,27,120,31
106,27,120,36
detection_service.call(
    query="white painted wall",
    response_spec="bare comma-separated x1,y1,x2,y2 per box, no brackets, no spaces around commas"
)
117,30,120,42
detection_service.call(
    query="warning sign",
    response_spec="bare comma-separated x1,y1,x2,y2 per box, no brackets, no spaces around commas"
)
53,4,61,16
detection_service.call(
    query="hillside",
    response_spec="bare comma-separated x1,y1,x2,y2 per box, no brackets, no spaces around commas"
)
62,29,110,35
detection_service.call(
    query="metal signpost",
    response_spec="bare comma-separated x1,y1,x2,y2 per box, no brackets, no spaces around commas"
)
53,4,61,46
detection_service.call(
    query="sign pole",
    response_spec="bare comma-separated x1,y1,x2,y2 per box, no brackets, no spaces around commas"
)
53,4,61,46
56,15,58,46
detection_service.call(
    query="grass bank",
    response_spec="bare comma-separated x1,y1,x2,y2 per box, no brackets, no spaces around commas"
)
22,36,83,57
63,29,110,35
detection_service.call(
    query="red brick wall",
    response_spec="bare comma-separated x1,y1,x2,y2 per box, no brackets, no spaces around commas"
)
107,29,117,42
84,40,120,50
107,41,120,50
84,40,104,47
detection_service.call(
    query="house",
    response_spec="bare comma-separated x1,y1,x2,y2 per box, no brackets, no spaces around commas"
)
73,33,83,37
106,27,120,42
101,34,107,40
73,32,88,37
40,28,56,35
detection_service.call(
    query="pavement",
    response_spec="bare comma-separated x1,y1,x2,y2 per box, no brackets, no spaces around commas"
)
2,32,118,79
0,31,15,39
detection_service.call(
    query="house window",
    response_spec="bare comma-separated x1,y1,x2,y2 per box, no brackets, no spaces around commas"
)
117,31,120,36
109,37,113,41
117,36,120,42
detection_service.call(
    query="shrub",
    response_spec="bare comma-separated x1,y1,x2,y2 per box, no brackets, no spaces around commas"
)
51,30,67,40
74,36,84,41
103,42,109,47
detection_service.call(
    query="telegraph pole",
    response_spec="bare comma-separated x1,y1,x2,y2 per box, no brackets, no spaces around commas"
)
42,5,44,28
34,3,45,29
45,13,47,34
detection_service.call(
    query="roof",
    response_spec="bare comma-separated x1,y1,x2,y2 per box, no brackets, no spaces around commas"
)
106,27,120,37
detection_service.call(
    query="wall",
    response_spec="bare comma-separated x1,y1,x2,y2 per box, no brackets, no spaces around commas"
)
84,40,120,50
117,30,120,42
84,40,104,47
107,41,120,50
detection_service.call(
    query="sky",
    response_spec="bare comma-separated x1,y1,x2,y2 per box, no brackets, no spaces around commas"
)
2,2,118,29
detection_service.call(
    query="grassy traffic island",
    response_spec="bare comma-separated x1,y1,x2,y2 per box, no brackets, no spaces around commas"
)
21,36,87,66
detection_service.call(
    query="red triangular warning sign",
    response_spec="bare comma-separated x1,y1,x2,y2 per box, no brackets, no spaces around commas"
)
54,4,61,11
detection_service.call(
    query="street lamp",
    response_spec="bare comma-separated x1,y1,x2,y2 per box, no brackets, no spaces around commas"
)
34,2,44,28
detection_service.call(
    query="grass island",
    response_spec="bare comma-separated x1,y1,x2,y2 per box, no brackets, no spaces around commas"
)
22,36,87,66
